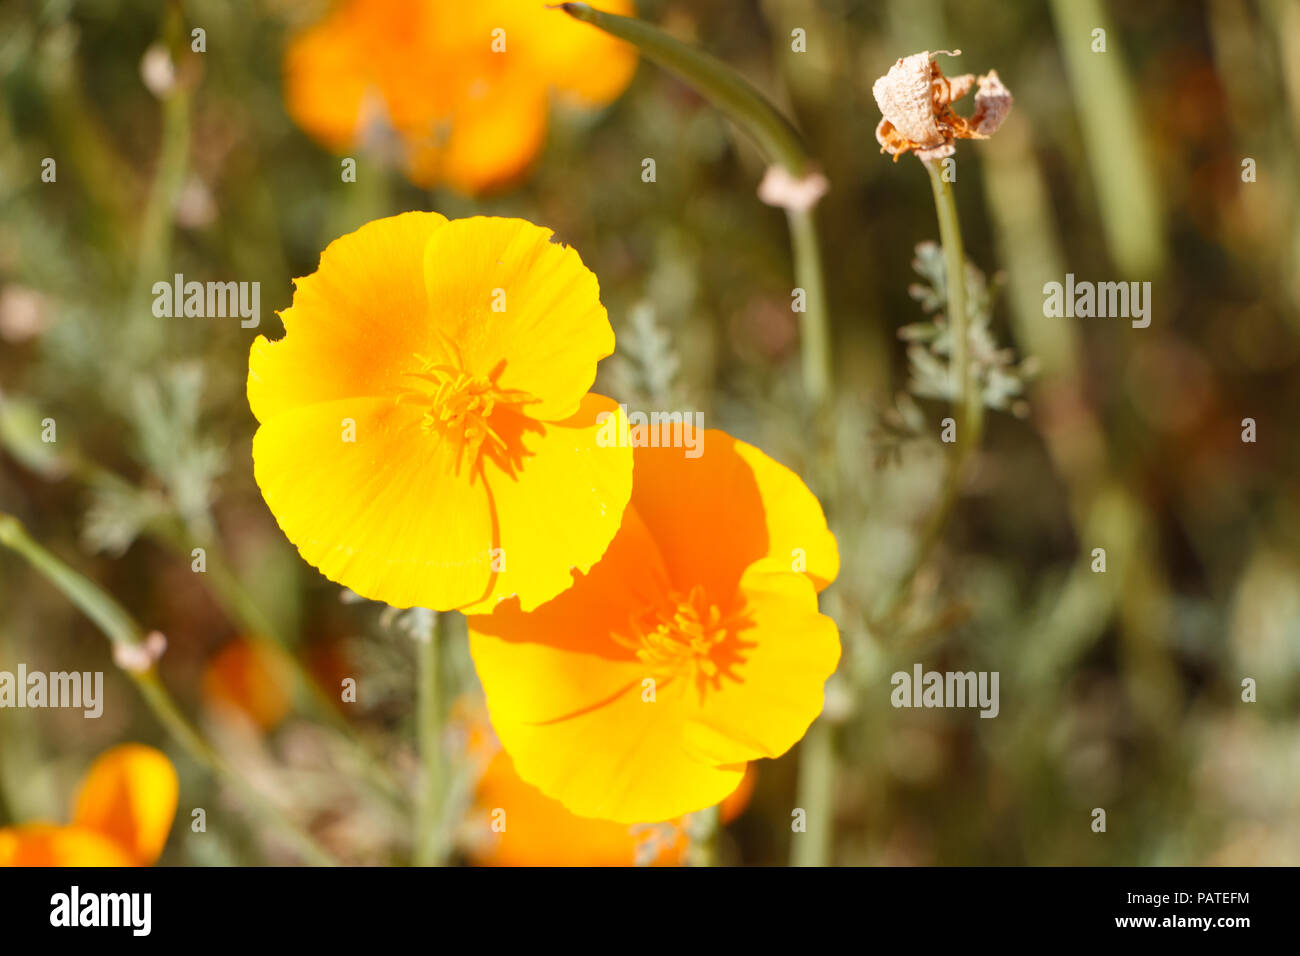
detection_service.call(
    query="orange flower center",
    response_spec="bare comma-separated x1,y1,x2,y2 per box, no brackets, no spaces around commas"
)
614,586,752,699
397,355,535,476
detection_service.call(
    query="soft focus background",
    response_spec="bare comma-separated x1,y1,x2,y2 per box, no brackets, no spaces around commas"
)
2,0,1299,865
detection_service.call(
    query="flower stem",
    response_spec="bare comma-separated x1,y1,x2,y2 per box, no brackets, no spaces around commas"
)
0,512,341,866
925,160,978,439
788,206,834,408
0,513,144,650
414,608,447,866
872,164,983,623
685,804,721,866
791,716,835,866
555,3,809,175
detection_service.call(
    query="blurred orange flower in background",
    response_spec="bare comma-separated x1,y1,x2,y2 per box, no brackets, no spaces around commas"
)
201,637,295,731
248,212,632,612
469,428,839,823
284,0,638,193
0,744,178,866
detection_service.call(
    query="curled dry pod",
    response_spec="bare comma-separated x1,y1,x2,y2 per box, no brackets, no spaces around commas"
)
873,50,1013,162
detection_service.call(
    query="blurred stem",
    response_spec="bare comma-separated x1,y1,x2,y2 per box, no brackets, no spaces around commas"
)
0,512,341,866
556,3,808,174
686,805,721,866
1046,0,1165,276
791,718,834,866
414,608,447,866
131,19,191,307
0,514,144,651
788,206,833,409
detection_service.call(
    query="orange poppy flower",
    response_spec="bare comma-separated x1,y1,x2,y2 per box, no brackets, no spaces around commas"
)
284,0,638,193
470,748,687,866
201,637,295,731
0,744,178,866
248,211,632,613
468,428,839,823
459,697,756,865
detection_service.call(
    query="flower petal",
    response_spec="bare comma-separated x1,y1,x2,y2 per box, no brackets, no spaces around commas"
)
283,6,372,152
248,211,450,424
408,76,550,194
251,396,495,610
630,428,839,596
468,502,671,722
471,749,685,866
464,394,634,614
683,560,841,766
71,744,178,866
421,217,614,422
0,824,138,867
486,678,745,824
510,0,639,107
201,638,294,731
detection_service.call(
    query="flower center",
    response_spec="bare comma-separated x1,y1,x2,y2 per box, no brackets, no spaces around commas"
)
397,355,535,476
614,586,751,699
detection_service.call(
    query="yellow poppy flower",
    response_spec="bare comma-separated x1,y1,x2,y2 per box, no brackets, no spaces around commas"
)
248,212,632,613
283,0,638,194
468,427,840,823
0,744,178,866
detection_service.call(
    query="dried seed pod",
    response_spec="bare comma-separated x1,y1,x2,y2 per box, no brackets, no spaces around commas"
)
971,70,1013,137
873,50,1013,162
872,51,951,156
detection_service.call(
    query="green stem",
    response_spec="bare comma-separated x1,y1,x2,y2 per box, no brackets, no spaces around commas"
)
0,514,144,649
0,512,341,866
685,805,721,866
925,160,976,438
788,206,834,408
872,162,985,623
1046,0,1165,276
556,3,808,175
414,608,447,866
791,717,834,866
130,5,191,307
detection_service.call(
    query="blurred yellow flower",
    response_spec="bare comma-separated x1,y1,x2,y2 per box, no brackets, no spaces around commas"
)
469,426,839,823
201,637,295,731
248,212,632,612
0,744,178,866
284,0,638,193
